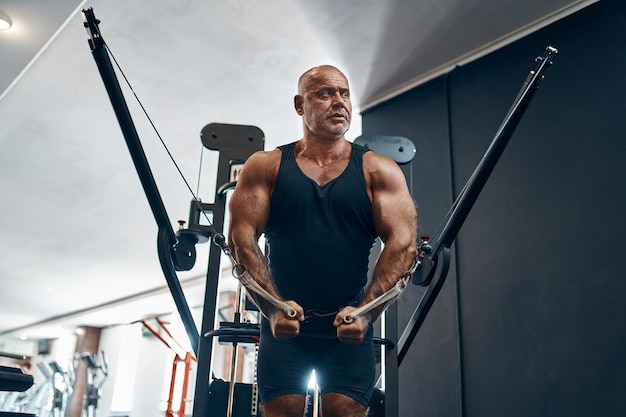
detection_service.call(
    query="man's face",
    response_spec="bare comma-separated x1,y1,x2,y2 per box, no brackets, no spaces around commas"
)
298,68,352,139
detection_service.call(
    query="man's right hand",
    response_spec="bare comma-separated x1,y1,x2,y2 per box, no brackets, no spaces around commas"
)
269,300,305,338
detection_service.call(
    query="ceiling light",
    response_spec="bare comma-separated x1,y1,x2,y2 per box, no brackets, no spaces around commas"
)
0,12,12,30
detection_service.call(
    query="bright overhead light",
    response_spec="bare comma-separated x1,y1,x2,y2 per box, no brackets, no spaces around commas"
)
0,12,12,30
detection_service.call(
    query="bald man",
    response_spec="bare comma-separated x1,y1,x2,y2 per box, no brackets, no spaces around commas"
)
228,65,417,417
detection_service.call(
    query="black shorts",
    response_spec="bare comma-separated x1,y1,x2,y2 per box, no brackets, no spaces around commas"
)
257,317,376,407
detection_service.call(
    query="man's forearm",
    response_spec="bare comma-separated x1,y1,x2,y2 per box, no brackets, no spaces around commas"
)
231,243,285,318
362,241,418,322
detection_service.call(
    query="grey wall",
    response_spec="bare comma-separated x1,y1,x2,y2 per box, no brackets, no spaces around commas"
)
362,1,626,416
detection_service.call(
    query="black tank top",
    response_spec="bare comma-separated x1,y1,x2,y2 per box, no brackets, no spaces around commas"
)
264,141,377,311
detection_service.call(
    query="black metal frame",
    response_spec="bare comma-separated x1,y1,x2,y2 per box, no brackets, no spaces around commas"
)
190,123,264,417
82,8,264,417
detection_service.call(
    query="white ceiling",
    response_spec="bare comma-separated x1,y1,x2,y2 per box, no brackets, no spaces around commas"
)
0,0,595,343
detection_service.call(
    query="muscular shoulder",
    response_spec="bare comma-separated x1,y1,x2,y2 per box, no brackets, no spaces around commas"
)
243,148,282,169
238,148,282,188
362,150,407,191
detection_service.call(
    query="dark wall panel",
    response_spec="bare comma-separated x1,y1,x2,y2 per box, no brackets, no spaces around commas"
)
362,0,626,416
449,1,626,416
362,78,462,416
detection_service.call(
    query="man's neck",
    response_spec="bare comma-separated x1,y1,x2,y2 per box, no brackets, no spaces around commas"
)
296,137,350,167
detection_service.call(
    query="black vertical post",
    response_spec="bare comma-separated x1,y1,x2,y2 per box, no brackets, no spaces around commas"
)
192,123,264,417
384,304,399,417
192,155,229,417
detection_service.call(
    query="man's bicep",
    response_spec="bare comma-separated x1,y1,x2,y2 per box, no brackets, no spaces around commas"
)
229,154,273,240
371,161,417,242
229,190,268,240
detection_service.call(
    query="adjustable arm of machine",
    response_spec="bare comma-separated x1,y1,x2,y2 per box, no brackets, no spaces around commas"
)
81,7,200,354
398,46,558,365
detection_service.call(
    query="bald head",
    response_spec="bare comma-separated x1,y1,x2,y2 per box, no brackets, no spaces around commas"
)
298,65,348,95
294,65,352,139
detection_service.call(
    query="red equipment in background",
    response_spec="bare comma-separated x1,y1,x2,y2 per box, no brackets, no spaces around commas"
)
142,317,197,417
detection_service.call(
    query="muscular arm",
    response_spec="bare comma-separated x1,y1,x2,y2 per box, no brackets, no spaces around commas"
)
228,150,304,337
335,152,418,342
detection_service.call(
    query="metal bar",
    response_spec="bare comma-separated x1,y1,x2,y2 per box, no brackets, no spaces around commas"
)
398,248,450,365
82,7,200,353
430,46,557,258
383,305,399,417
191,150,230,417
82,8,176,244
0,351,26,360
400,47,557,366
157,230,201,353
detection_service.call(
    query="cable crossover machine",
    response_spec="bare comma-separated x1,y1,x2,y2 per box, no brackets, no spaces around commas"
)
80,7,557,417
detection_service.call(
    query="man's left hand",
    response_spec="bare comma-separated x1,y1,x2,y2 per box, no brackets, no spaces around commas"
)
334,306,371,344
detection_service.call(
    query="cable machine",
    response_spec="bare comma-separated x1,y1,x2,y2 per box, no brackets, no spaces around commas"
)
81,7,557,416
